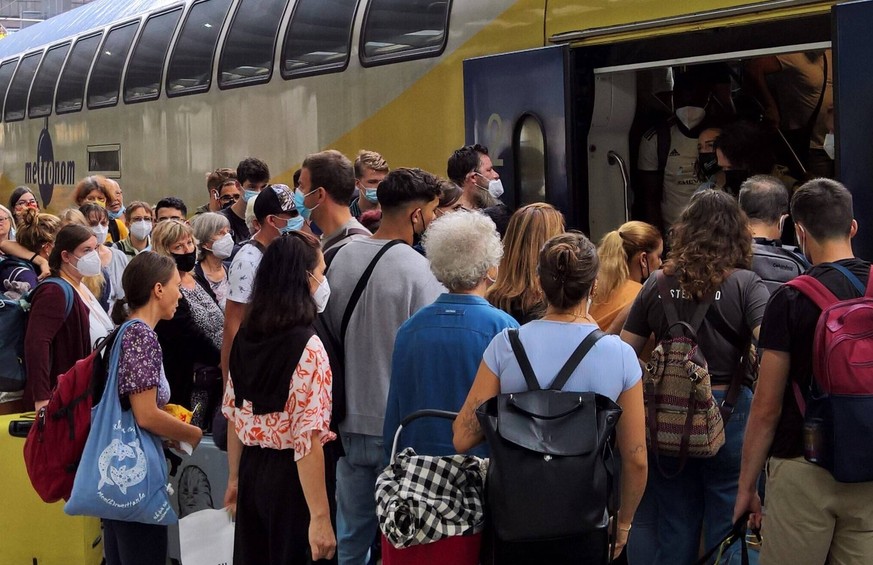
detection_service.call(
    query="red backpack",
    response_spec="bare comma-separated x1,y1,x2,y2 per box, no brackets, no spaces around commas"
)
785,263,873,483
23,329,118,503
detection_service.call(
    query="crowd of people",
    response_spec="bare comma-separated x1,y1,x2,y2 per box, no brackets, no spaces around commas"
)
1,126,870,565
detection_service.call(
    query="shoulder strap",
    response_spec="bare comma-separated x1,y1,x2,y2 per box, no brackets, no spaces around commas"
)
39,277,75,318
866,265,873,298
243,238,266,254
508,329,540,392
323,227,371,253
786,274,839,311
339,240,404,342
826,263,865,295
550,329,606,391
656,271,714,337
806,52,828,133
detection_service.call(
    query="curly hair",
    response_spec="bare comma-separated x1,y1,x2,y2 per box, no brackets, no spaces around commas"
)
663,190,751,299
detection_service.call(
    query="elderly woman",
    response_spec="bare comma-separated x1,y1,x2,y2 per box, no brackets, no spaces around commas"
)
151,219,222,415
73,176,128,243
190,212,232,311
383,211,518,457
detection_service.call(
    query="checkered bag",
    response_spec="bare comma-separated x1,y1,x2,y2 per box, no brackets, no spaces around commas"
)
376,447,487,549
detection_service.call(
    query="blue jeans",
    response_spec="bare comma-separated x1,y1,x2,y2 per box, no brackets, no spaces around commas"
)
627,387,753,565
336,433,384,565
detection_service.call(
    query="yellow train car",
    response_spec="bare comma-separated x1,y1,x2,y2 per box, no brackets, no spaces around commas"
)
0,0,870,255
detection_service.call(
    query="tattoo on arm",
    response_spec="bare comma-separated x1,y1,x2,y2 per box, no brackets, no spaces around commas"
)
630,444,646,456
463,398,482,437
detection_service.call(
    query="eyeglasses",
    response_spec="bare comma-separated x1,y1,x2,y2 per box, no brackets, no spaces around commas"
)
0,216,10,224
14,199,38,208
219,194,240,204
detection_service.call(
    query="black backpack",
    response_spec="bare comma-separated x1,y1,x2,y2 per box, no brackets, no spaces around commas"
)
751,241,810,293
475,329,622,543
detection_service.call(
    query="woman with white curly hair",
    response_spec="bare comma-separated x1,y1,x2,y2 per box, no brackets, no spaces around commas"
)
383,210,519,457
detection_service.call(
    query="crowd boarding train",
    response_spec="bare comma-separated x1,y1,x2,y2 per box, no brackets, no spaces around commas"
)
0,0,872,256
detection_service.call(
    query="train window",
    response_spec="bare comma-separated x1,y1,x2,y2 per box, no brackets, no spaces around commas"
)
281,0,357,79
360,0,450,66
28,43,70,118
0,59,18,122
5,52,42,122
166,0,233,96
515,115,547,205
124,7,183,103
87,22,140,109
56,32,102,114
219,0,287,88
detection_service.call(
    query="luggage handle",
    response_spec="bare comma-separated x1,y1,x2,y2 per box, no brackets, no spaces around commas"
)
8,418,34,438
390,409,458,464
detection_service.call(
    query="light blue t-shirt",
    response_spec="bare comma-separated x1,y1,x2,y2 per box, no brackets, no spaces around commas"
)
483,320,641,402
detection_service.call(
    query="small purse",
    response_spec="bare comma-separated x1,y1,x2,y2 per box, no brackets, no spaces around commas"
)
65,320,178,525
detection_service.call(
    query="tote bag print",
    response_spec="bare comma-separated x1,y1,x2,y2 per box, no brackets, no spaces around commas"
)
65,320,177,525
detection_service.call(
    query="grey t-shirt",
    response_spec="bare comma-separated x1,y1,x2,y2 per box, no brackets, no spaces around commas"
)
624,269,769,383
325,238,445,436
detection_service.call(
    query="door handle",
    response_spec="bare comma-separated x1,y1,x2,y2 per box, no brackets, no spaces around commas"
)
607,150,631,222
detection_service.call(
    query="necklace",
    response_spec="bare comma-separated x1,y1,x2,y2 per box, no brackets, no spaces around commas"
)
542,311,597,324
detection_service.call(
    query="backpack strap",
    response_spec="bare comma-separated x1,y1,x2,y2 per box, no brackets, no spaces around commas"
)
866,265,873,297
785,274,839,312
508,329,541,392
39,277,75,318
508,328,606,392
656,271,714,338
550,329,605,391
826,263,865,295
339,240,404,343
323,227,371,254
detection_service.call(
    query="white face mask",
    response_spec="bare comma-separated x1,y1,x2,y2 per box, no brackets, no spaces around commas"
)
73,249,102,277
310,272,331,313
476,173,504,199
675,106,706,130
90,224,109,245
130,220,152,241
823,132,835,160
210,232,234,260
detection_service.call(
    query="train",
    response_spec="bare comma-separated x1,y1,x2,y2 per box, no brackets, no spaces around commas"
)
0,0,872,256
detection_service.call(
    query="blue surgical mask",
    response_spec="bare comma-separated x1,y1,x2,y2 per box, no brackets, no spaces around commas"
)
293,188,320,220
243,189,259,202
364,188,379,204
277,215,305,235
107,206,124,220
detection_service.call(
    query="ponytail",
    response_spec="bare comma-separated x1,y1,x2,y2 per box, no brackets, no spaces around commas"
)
595,230,630,305
111,297,129,325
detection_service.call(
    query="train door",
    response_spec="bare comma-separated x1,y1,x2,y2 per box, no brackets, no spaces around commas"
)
834,0,873,259
463,45,581,225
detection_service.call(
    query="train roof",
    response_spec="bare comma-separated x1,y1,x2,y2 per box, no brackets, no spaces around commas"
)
0,0,181,59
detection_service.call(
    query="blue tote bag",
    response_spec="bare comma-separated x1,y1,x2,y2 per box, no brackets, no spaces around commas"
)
65,320,177,525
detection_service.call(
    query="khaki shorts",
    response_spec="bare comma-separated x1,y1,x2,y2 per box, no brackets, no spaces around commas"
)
762,457,873,565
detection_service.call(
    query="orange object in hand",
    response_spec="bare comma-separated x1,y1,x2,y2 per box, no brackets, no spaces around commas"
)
163,404,193,423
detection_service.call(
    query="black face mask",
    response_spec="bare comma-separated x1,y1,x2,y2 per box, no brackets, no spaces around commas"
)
723,169,749,195
221,200,234,210
410,209,423,247
698,152,721,180
172,250,197,273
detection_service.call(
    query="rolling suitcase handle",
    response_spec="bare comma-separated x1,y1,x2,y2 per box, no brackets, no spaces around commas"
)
390,409,458,464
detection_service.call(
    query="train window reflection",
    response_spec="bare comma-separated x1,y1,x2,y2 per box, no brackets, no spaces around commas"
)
87,22,140,109
124,8,182,104
166,0,233,97
219,0,287,88
28,43,70,118
516,115,547,205
0,59,18,122
56,33,102,114
5,52,42,122
360,0,450,66
281,0,357,79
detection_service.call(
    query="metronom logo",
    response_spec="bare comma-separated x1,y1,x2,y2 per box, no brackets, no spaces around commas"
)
23,120,74,207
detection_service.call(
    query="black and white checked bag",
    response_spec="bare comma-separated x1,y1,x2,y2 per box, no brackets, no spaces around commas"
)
376,447,487,549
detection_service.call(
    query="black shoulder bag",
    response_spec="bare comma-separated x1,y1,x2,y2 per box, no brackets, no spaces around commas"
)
475,329,623,543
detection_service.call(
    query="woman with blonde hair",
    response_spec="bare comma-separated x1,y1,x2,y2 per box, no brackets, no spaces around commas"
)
151,219,222,415
590,221,662,333
487,203,565,323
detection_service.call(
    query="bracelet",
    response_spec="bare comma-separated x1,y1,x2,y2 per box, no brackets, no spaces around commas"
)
618,524,632,532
